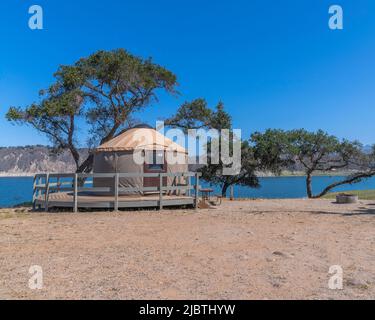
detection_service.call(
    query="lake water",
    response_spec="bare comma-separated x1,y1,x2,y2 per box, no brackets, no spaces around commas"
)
1,176,375,208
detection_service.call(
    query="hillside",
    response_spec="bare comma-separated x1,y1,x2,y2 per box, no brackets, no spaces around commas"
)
0,145,370,176
0,146,88,176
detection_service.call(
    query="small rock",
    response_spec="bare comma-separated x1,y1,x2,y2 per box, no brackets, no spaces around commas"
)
345,278,370,290
272,251,285,256
272,251,294,258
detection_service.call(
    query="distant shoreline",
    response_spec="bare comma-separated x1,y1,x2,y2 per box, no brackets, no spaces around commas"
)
0,171,361,178
0,173,36,177
256,170,360,177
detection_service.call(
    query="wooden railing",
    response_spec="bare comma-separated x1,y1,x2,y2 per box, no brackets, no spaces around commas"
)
33,172,201,212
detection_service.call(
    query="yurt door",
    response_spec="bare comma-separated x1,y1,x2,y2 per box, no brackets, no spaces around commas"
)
144,150,167,189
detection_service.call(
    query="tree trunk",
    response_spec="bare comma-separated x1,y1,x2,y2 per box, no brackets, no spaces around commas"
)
306,173,313,198
77,154,94,173
100,122,121,145
312,170,375,198
70,147,81,172
74,122,119,174
222,183,230,197
68,114,80,171
75,154,94,187
71,122,120,175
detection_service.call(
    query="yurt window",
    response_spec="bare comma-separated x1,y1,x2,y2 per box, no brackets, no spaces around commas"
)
146,150,165,171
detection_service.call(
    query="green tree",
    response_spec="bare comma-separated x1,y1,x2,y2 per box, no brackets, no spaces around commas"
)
7,90,84,169
166,99,259,196
7,49,177,172
165,98,231,132
251,129,373,198
200,139,259,196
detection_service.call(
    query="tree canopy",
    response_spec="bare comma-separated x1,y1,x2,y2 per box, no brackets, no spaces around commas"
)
7,49,178,172
200,139,259,196
166,99,260,196
165,98,231,132
7,90,84,168
251,129,373,198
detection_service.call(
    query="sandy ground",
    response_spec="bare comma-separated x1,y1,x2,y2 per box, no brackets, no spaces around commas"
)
0,199,374,300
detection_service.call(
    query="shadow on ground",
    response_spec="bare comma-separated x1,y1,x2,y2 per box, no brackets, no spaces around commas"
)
307,203,375,217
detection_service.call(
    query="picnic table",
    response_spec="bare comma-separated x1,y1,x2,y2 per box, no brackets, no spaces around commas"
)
200,188,214,200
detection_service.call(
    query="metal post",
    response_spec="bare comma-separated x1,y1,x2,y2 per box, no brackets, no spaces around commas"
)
159,173,163,210
45,173,50,212
195,173,199,209
73,174,78,213
114,173,119,212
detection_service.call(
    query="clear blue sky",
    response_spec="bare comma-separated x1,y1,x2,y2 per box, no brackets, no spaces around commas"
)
1,0,375,147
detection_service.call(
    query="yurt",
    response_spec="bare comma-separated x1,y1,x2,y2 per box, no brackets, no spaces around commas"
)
93,125,188,195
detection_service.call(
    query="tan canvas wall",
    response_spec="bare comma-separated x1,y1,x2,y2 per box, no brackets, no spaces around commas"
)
93,151,143,195
93,150,188,196
166,153,188,195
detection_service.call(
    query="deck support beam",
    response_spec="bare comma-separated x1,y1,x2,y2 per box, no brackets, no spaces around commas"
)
73,174,78,213
195,173,199,210
45,173,50,212
114,173,119,212
159,173,163,210
32,175,37,211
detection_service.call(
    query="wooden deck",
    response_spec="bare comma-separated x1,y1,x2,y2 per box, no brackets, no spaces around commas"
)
33,172,200,211
35,192,195,209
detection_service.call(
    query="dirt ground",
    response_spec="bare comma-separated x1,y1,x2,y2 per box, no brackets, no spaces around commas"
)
0,199,374,300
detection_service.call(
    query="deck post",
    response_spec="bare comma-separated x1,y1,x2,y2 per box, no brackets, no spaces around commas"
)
230,185,234,201
32,175,37,211
187,175,190,197
45,173,50,212
195,173,199,209
177,175,180,196
73,173,78,213
114,173,119,212
38,176,42,210
37,176,41,199
159,173,163,210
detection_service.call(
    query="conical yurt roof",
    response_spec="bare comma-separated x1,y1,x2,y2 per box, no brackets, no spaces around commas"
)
95,128,187,154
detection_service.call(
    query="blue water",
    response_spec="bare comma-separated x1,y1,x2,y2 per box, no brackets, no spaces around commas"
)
200,176,375,199
0,177,35,208
1,176,375,207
